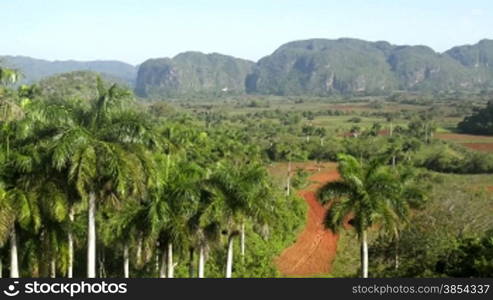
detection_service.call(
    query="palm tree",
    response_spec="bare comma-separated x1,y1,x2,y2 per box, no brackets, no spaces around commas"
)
44,79,158,277
0,75,42,278
0,67,20,86
0,187,42,278
0,114,45,278
155,156,203,278
188,181,224,278
100,198,144,278
0,183,13,277
210,160,274,278
317,154,413,278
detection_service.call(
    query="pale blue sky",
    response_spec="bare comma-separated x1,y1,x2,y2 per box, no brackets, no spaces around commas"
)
1,0,492,65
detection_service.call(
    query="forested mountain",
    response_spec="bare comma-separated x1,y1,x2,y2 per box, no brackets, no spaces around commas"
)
246,38,492,96
246,39,399,95
135,52,254,98
0,55,137,86
3,38,493,98
37,71,131,101
446,39,493,88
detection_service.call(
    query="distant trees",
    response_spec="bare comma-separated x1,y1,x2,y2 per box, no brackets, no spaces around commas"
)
415,143,493,174
368,172,493,278
458,101,493,135
441,230,493,277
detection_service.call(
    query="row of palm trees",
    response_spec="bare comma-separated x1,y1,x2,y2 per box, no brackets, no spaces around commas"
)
0,71,277,278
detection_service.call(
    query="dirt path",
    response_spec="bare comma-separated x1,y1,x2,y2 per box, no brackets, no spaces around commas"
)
276,168,340,276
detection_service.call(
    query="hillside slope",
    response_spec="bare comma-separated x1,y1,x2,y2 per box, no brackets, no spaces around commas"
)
0,56,137,86
135,52,254,98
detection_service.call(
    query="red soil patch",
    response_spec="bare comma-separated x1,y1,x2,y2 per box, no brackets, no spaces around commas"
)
309,170,340,184
378,129,390,136
488,186,493,192
276,169,341,276
461,143,493,153
436,133,493,140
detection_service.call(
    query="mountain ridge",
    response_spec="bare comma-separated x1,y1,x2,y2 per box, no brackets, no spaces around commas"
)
3,38,493,97
0,55,137,87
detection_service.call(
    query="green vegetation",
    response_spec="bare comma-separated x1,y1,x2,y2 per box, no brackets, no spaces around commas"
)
38,71,131,102
5,38,493,99
458,100,493,135
368,173,493,277
0,72,304,278
0,56,136,86
318,154,426,278
2,59,493,279
247,38,493,96
135,52,254,98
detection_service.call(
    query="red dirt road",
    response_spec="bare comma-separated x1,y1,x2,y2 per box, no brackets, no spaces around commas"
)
276,169,340,276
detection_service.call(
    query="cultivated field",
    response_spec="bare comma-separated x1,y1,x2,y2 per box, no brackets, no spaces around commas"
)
437,133,493,153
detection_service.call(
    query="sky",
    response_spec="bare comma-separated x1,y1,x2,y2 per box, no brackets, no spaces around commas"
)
1,0,492,65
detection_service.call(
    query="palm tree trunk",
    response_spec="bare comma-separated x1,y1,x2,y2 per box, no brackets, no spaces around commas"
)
286,161,291,196
188,248,194,278
98,248,105,278
155,244,160,277
159,248,167,278
10,226,19,278
360,230,368,278
136,232,143,266
123,244,130,278
68,208,74,278
167,242,174,278
225,235,234,278
50,258,56,278
198,245,205,278
394,237,400,270
87,192,97,278
240,223,245,257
